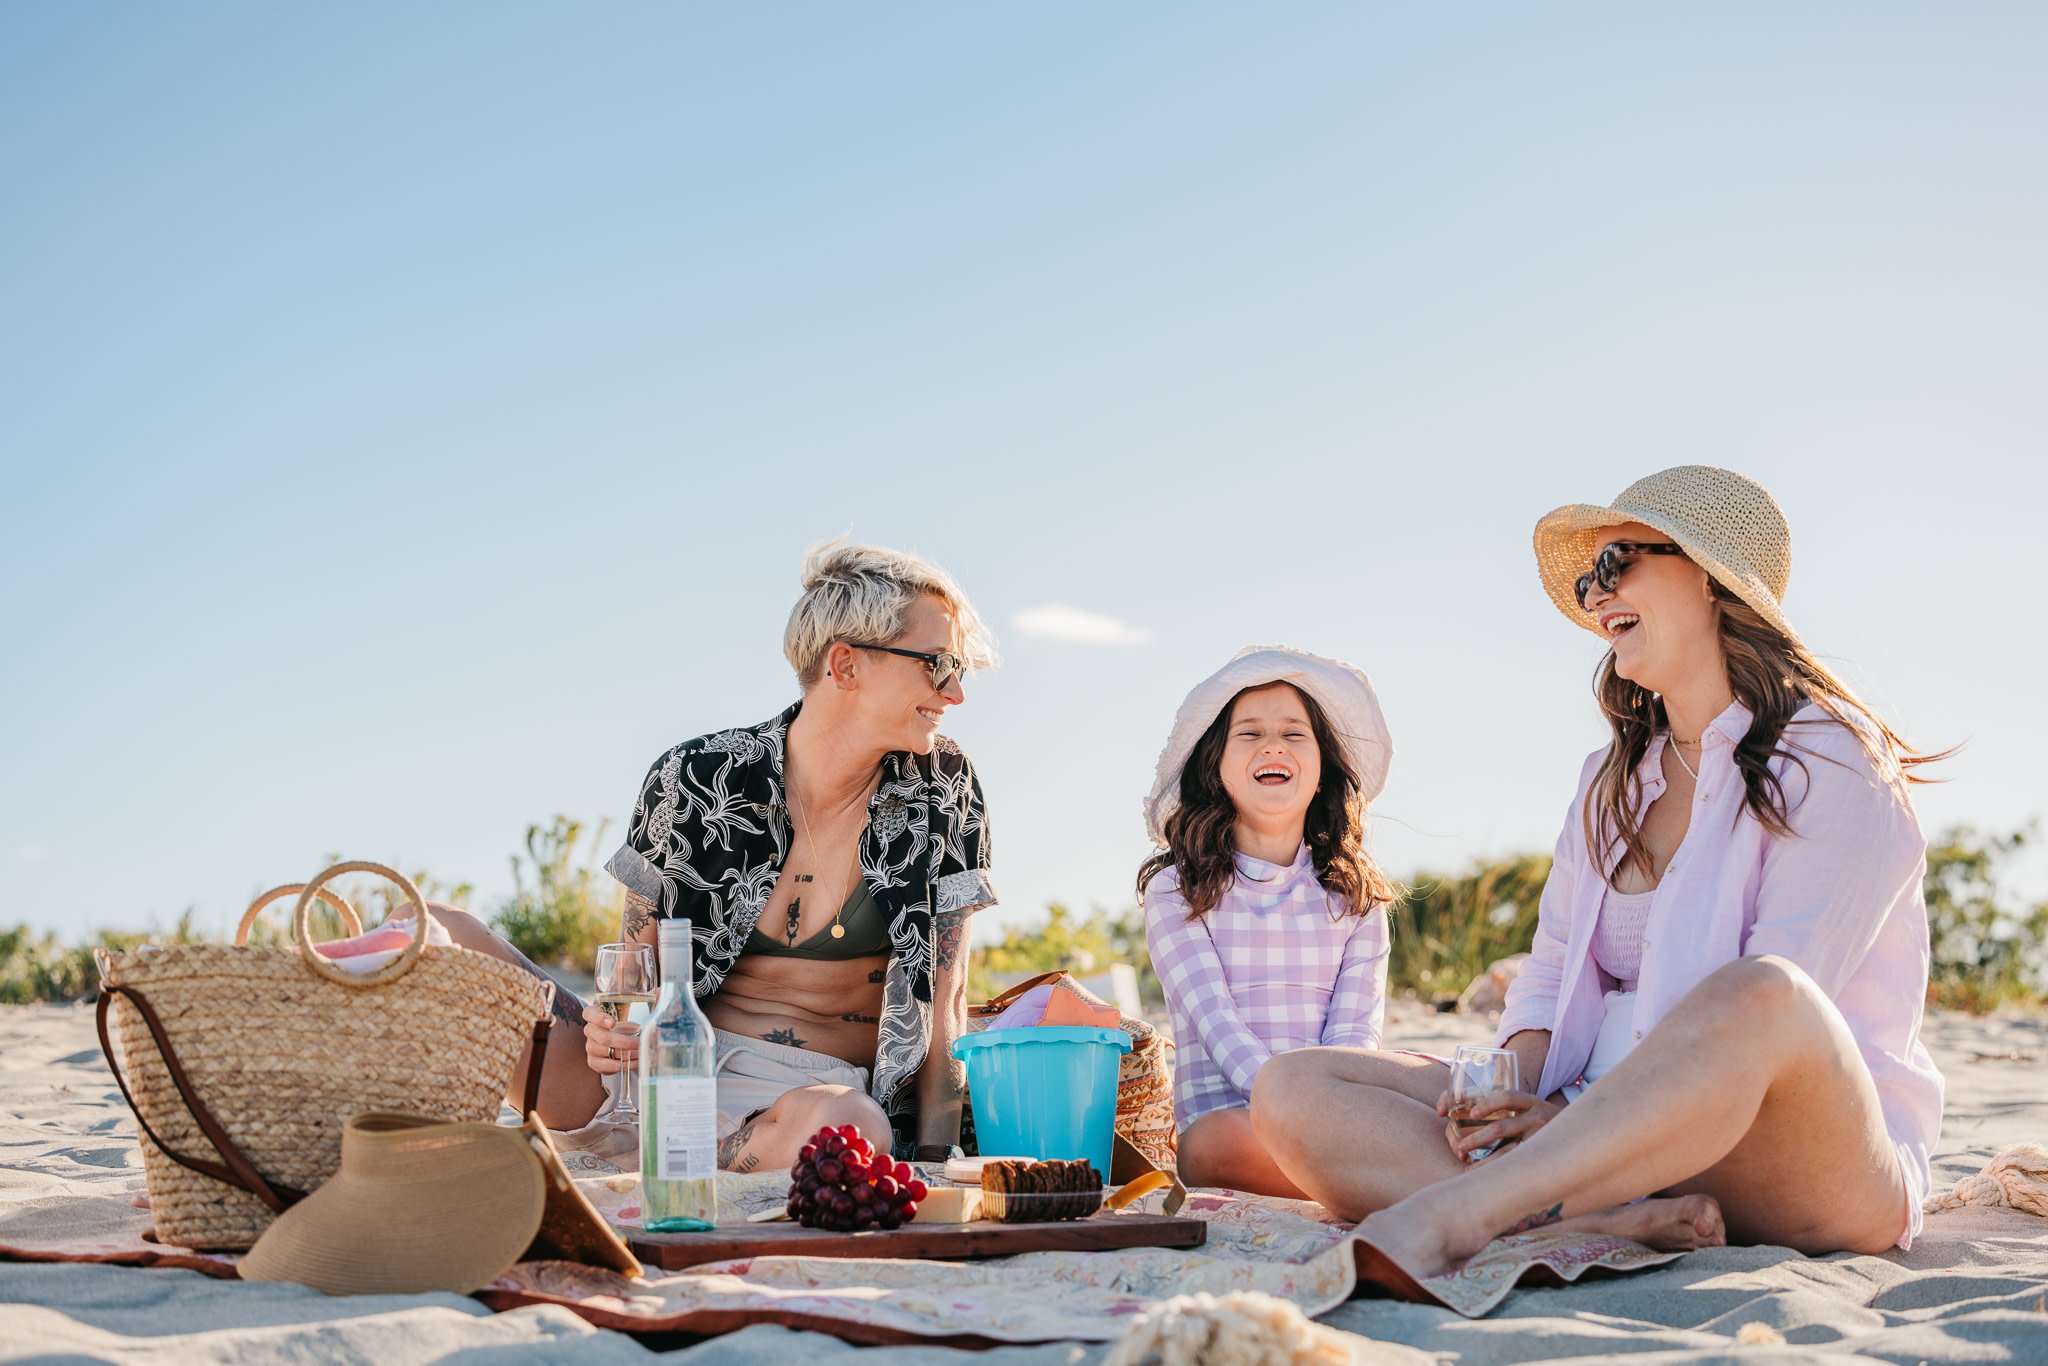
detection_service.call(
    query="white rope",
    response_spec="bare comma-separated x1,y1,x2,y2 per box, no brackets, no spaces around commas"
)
1103,1291,1356,1366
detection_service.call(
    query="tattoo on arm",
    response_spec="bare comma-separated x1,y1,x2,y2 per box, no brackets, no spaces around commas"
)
763,1027,807,1049
718,1116,763,1173
622,892,656,943
934,915,964,972
1503,1202,1564,1236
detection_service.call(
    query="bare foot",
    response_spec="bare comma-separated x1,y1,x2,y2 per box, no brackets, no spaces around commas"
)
1354,1197,1493,1283
1552,1195,1726,1252
1355,1191,1724,1284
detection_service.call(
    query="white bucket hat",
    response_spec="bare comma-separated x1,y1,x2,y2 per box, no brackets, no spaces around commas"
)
1533,465,1798,643
1144,646,1392,848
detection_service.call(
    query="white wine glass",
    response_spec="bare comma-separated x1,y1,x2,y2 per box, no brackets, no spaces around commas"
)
1448,1044,1520,1163
593,942,657,1120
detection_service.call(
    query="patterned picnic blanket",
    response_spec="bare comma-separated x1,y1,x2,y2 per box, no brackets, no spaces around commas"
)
0,1140,1680,1343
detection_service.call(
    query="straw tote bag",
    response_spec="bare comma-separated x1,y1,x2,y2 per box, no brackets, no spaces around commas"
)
95,861,556,1252
966,970,1178,1176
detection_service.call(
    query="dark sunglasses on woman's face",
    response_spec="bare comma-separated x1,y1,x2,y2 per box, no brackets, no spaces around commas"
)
1574,541,1686,610
852,644,965,693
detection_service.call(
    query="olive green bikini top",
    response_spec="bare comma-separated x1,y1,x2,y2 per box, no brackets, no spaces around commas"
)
745,880,890,960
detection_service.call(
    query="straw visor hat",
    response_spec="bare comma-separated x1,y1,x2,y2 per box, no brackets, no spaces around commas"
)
1534,465,1798,642
1144,646,1392,848
239,1111,638,1295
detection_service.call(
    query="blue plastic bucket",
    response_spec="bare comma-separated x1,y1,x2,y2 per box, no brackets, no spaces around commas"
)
953,1026,1132,1178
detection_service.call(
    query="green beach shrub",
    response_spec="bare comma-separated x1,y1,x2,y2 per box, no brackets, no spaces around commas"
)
489,816,623,968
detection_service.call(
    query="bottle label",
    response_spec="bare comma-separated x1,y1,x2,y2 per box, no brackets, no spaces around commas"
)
650,1076,718,1183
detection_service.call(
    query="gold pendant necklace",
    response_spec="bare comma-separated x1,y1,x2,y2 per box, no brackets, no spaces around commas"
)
788,782,852,942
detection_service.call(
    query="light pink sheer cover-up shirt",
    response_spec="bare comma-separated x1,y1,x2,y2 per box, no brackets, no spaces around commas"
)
1496,699,1944,1247
1145,845,1390,1131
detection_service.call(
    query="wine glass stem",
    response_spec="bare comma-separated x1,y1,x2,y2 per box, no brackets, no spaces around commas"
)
618,1053,638,1118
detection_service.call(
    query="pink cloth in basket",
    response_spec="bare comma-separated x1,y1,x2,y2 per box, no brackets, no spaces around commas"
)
311,917,454,974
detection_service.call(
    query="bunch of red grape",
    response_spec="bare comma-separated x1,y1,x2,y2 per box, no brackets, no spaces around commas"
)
786,1124,929,1231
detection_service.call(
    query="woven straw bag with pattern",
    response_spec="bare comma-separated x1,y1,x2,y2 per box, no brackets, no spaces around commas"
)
95,861,556,1252
965,970,1178,1177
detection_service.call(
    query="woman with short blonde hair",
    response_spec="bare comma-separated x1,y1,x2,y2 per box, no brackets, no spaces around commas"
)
433,539,1000,1168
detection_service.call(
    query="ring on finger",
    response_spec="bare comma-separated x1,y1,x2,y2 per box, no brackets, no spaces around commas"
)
607,1046,617,1061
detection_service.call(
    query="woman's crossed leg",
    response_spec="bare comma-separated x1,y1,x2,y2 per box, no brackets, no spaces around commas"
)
1335,956,1905,1277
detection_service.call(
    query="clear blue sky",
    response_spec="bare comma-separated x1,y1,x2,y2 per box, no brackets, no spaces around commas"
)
4,5,2044,941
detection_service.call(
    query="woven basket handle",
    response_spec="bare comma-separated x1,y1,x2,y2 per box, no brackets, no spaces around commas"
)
234,883,362,946
95,985,306,1215
293,861,431,990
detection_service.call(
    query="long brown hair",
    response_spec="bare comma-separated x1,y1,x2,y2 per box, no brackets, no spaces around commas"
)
1137,683,1396,919
1586,578,1950,881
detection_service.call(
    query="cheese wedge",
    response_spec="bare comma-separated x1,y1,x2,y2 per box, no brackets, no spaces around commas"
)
911,1185,985,1223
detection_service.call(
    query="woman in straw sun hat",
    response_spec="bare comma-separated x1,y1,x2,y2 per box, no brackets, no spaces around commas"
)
1253,465,1950,1278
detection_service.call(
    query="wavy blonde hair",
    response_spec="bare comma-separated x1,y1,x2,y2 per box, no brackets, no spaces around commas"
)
784,539,999,687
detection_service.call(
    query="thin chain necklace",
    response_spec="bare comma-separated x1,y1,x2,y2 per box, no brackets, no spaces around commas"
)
1666,733,1700,780
786,780,858,944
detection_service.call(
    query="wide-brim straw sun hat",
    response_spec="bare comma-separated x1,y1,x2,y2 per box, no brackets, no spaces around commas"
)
1533,465,1798,643
239,1111,639,1295
1144,645,1392,848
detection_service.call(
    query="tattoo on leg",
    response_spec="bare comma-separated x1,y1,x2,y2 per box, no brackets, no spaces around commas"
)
622,892,656,942
718,1116,763,1172
550,984,587,1033
1503,1202,1564,1236
764,1027,807,1049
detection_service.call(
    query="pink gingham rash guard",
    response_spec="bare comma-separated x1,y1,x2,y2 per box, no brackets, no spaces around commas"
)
1145,845,1390,1131
1497,699,1944,1248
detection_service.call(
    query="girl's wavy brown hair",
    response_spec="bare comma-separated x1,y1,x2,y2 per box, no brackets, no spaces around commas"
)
1137,683,1395,920
1586,577,1951,881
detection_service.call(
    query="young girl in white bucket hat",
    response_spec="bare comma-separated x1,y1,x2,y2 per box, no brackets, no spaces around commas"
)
1139,646,1398,1196
1253,466,1949,1293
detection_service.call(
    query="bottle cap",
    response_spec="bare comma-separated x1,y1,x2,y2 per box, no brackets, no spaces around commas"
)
657,918,692,947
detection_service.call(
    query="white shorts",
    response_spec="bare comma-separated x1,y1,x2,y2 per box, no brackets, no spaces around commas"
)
709,1027,871,1139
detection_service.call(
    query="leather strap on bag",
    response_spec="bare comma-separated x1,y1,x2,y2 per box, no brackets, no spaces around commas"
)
96,985,306,1213
968,969,1071,1017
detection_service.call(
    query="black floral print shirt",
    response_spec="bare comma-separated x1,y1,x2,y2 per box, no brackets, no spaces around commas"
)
605,702,997,1153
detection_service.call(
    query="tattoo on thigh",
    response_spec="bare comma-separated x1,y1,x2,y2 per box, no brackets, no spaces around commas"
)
763,1027,807,1049
623,892,656,942
718,1116,762,1172
1503,1202,1564,1236
550,984,586,1033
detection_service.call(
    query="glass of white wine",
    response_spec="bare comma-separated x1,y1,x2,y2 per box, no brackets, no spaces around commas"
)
1448,1044,1520,1163
593,942,657,1121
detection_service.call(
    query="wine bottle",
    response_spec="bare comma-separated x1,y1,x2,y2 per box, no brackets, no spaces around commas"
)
640,918,718,1231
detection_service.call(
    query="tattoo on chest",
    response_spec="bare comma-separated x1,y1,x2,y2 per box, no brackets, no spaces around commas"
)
1503,1202,1564,1236
839,1013,879,1024
763,1027,807,1049
786,894,803,945
868,968,885,983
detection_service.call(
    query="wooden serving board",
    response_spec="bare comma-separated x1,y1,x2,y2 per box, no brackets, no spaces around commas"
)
627,1211,1206,1272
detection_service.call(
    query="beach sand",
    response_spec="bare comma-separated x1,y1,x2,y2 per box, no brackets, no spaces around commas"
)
3,999,2043,1363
